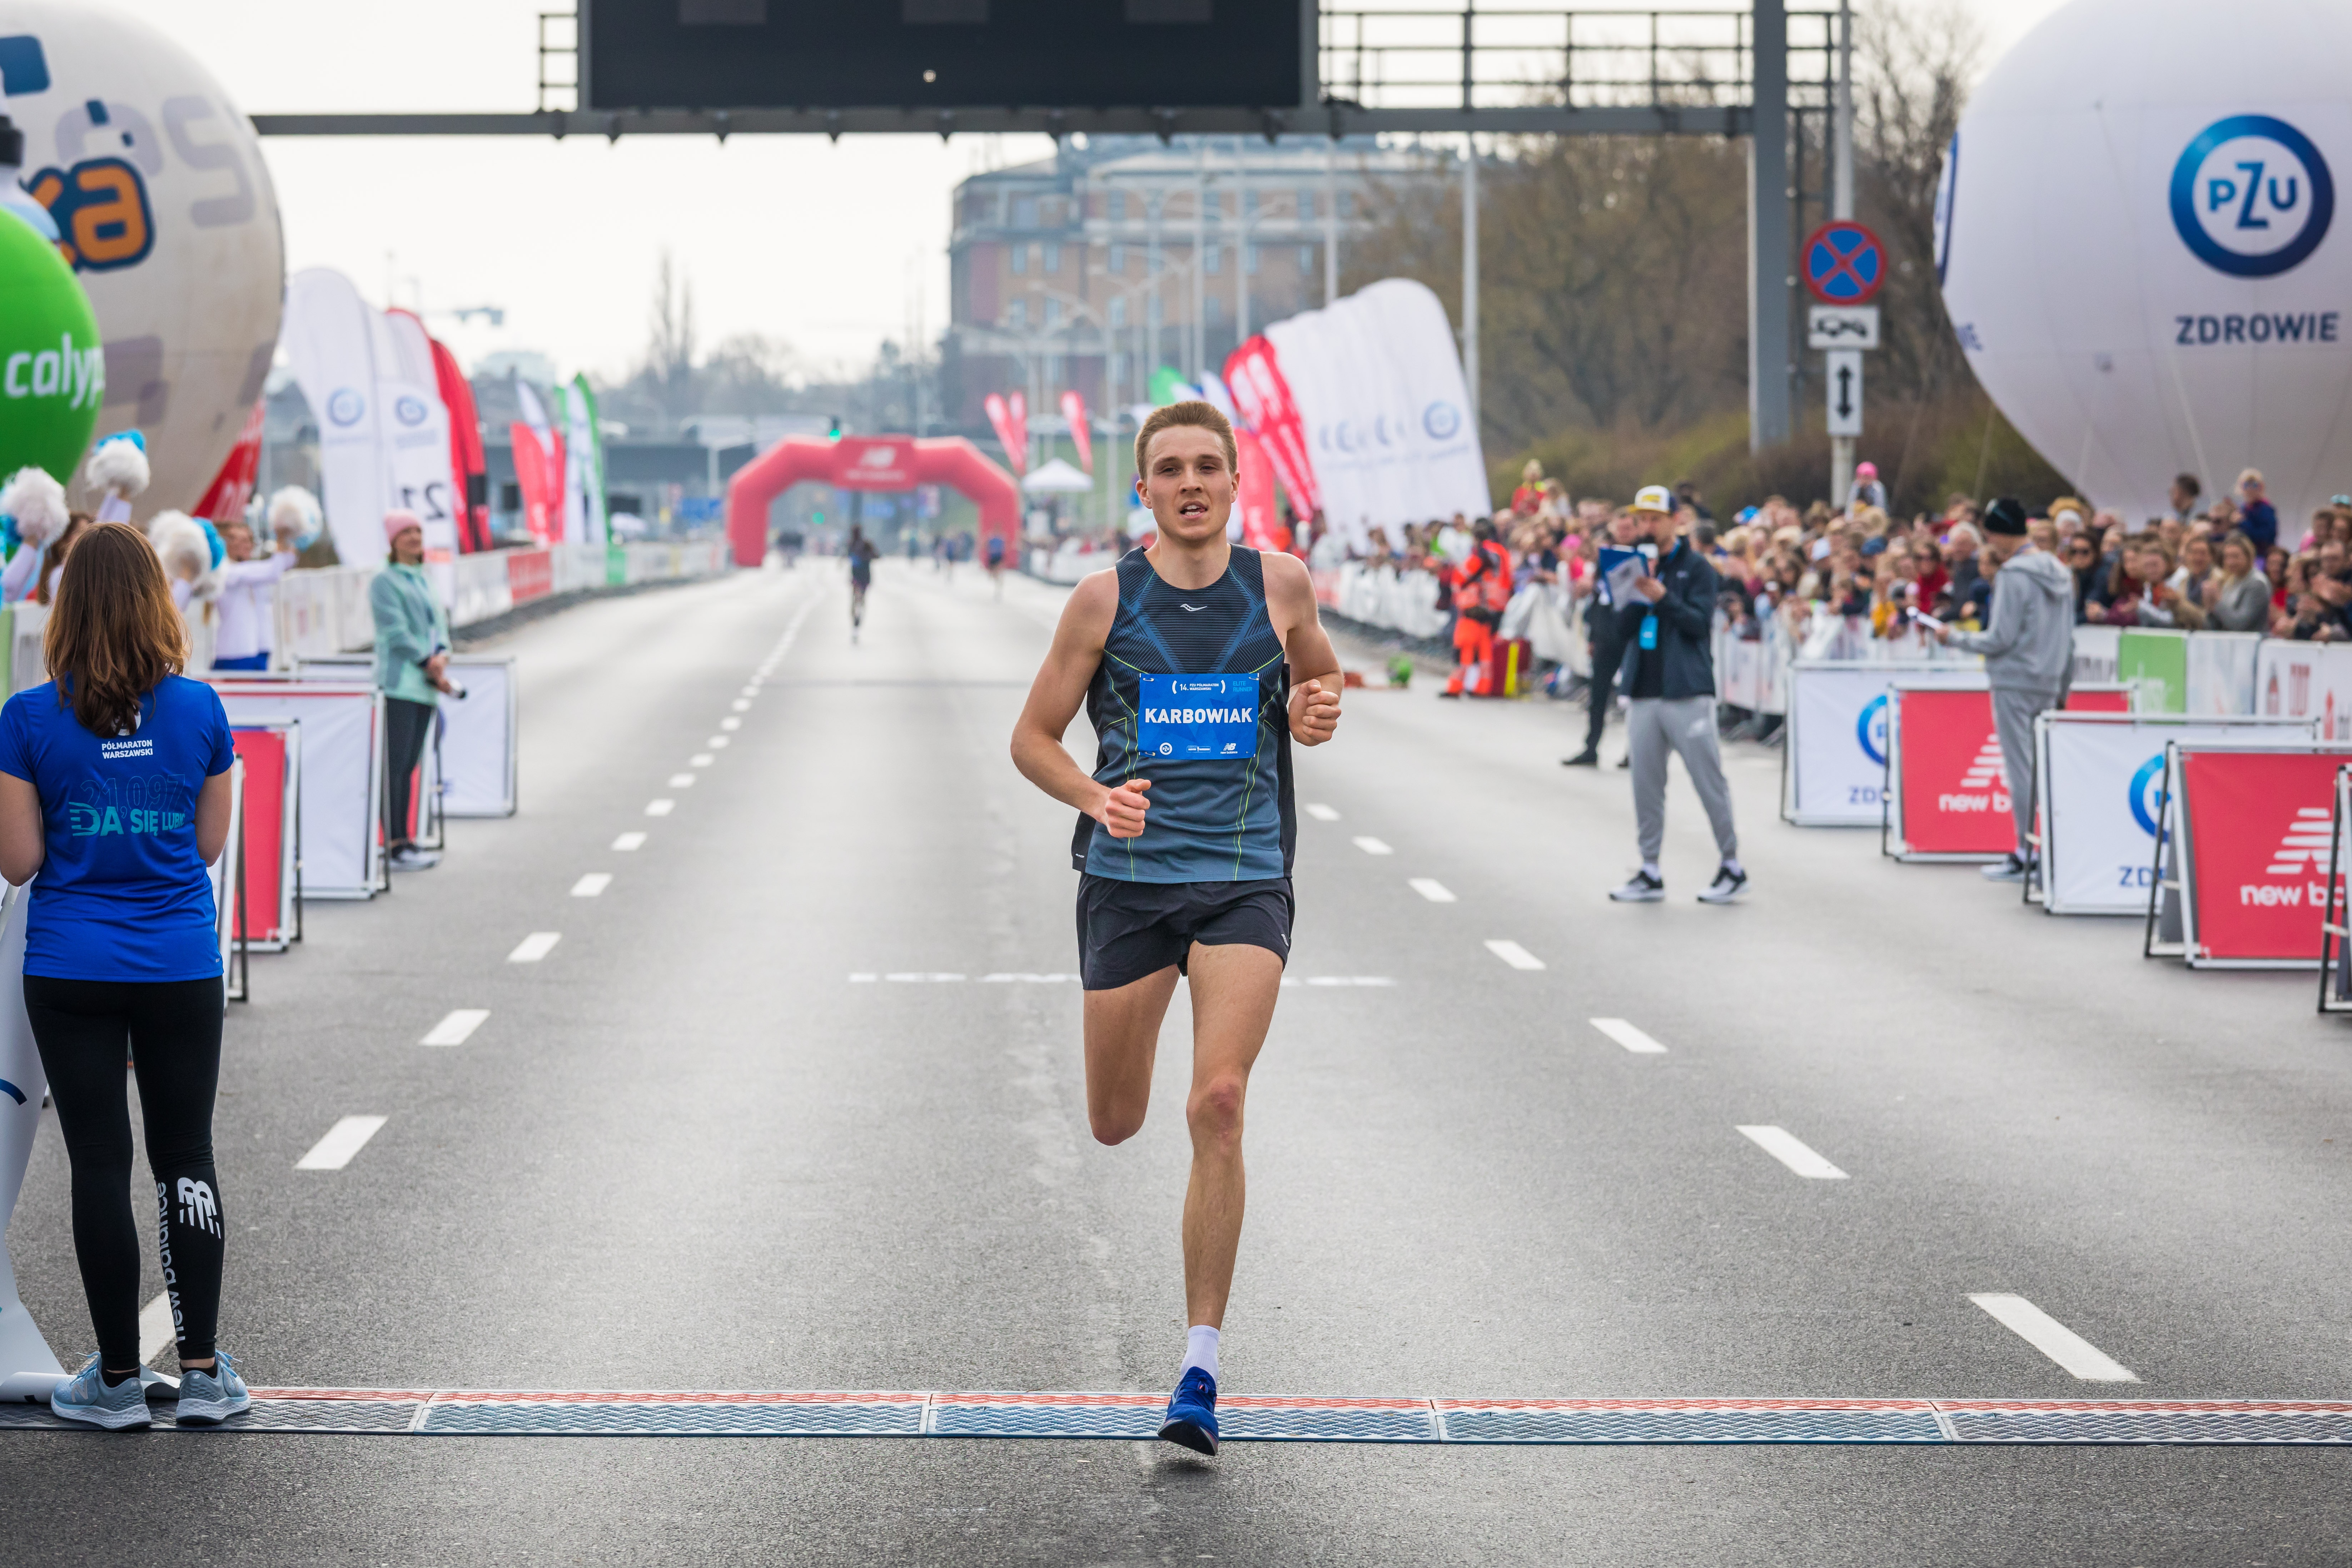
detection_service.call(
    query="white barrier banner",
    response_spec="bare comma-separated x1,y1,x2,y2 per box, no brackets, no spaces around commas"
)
2039,714,2309,915
215,683,383,899
0,883,62,1397
438,657,517,817
2186,631,2261,715
2071,624,2120,686
2254,639,2352,740
1784,662,1984,826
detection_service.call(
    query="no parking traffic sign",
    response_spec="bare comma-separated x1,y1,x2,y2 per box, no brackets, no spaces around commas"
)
1804,221,1886,305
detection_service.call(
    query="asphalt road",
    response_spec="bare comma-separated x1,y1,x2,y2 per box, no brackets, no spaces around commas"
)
2,557,2349,1565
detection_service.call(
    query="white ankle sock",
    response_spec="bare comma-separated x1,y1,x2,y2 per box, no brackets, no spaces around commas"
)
1640,862,1661,880
1722,858,1744,876
1181,1325,1220,1382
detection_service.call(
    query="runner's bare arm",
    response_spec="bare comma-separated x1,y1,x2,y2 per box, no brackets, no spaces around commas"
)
1262,553,1343,747
1010,571,1152,837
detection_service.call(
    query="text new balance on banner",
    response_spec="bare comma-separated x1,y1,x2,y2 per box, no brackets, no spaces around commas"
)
1885,685,2011,860
2035,713,2313,916
2171,743,2352,967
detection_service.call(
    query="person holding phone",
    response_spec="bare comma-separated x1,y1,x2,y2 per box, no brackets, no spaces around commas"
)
370,509,455,872
0,522,245,1429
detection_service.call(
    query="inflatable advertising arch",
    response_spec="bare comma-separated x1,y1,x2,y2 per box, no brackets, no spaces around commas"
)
725,434,1021,567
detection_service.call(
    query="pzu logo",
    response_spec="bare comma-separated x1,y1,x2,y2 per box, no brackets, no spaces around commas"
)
2128,753,2166,837
1855,694,1888,766
2170,114,2336,278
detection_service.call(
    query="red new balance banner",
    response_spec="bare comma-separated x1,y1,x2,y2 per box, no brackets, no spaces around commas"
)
193,400,265,524
1233,428,1287,552
1892,687,2014,856
229,727,288,947
1223,334,1321,517
2180,748,2344,965
1059,389,1091,474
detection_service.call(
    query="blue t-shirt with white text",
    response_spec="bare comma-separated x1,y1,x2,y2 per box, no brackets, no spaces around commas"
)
0,676,235,981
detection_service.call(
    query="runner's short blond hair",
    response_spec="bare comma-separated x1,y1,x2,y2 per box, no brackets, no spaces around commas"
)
1135,400,1238,477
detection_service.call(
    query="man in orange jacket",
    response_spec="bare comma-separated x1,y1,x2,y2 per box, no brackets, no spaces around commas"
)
1442,519,1514,697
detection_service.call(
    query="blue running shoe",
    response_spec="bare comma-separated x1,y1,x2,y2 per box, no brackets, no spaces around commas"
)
1157,1367,1219,1455
174,1351,250,1426
50,1353,152,1430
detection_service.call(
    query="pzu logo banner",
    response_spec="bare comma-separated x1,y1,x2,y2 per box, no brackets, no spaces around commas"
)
2170,114,2336,279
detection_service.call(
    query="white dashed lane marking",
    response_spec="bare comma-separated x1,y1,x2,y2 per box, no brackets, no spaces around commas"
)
571,874,613,898
421,1009,490,1046
612,832,647,851
1736,1125,1848,1180
720,717,742,731
667,773,697,788
1304,803,1340,822
297,1115,388,1171
706,736,730,748
508,932,562,963
1590,1018,1668,1054
1352,837,1394,856
731,700,750,713
1483,940,1545,970
690,755,715,767
1969,1294,2139,1383
1408,878,1456,903
644,800,675,817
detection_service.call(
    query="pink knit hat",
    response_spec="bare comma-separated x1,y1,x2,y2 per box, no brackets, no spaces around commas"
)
383,508,423,542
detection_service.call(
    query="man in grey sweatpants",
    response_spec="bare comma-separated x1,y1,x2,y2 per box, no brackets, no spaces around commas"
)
1608,486,1746,904
1940,496,2076,882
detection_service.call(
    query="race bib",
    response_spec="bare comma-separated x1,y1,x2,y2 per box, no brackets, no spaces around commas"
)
1139,673,1259,760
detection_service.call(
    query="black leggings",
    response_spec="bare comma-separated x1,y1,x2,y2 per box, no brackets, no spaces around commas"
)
25,975,225,1369
384,696,434,849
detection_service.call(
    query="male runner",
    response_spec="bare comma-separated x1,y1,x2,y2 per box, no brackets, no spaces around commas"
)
846,526,875,641
1010,400,1342,1456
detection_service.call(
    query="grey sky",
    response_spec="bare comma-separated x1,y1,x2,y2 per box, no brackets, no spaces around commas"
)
109,0,2071,387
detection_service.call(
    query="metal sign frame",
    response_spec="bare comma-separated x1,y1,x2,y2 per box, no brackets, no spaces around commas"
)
2156,739,2352,971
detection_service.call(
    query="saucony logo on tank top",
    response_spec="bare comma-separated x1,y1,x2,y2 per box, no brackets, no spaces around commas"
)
1074,546,1296,882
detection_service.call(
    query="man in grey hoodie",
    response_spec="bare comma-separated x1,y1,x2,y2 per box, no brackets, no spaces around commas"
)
1937,497,2075,882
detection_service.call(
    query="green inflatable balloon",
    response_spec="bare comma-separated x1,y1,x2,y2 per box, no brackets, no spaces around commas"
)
0,211,103,484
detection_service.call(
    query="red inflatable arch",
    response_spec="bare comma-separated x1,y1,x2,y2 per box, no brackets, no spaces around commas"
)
725,434,1023,567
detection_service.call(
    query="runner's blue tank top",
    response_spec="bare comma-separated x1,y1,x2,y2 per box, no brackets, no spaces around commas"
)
1073,546,1295,883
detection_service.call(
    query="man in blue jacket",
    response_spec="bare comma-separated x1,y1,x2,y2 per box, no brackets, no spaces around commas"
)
1609,486,1746,904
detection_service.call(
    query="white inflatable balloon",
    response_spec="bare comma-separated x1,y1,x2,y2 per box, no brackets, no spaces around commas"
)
1938,0,2352,528
0,2,283,517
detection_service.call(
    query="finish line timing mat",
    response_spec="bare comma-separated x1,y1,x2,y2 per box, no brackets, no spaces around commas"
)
4,1391,2351,1443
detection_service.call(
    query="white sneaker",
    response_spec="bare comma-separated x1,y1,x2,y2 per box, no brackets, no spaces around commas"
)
1610,870,1666,902
1697,864,1749,904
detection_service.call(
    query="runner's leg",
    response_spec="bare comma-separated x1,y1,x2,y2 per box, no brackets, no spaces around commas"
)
1177,942,1281,1329
1082,966,1179,1145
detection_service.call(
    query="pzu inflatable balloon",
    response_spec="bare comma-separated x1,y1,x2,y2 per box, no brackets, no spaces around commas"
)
0,2,283,519
1936,0,2352,527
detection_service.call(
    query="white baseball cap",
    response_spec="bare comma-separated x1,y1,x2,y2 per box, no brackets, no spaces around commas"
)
1632,484,1674,514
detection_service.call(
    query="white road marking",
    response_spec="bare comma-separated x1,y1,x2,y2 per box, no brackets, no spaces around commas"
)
611,832,647,851
139,1292,175,1364
721,717,742,731
884,972,966,982
644,800,675,817
297,1115,388,1171
741,686,759,696
1590,1017,1669,1054
667,773,697,787
1408,878,1457,903
421,1009,490,1047
507,932,562,963
1969,1294,2140,1383
979,972,1080,983
1483,939,1545,970
1352,836,1394,856
849,973,878,982
1305,803,1340,821
690,754,715,767
571,873,613,897
1735,1125,1849,1180
731,700,750,712
706,736,730,748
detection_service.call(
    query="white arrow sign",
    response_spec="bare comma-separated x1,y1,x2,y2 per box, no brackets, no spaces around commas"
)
1826,349,1864,437
1809,305,1881,350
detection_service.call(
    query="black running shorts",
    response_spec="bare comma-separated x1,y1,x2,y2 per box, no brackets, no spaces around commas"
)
1075,875,1293,991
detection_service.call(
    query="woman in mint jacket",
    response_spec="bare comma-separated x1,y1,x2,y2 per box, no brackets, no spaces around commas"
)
369,510,454,871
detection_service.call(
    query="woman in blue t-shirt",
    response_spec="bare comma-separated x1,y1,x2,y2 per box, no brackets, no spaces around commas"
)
0,522,246,1430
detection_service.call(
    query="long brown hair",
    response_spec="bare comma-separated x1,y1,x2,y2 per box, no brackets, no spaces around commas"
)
36,512,89,605
44,521,186,736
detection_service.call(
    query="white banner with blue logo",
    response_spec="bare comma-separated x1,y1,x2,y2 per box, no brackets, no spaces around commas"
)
1784,662,1982,827
1260,279,1487,546
283,267,391,571
2038,712,2312,915
1940,0,2352,526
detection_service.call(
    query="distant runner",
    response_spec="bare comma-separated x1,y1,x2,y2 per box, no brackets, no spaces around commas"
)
846,526,876,642
985,532,1007,600
1010,401,1342,1456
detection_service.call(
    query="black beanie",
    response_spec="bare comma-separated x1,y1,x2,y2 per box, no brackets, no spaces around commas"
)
1983,497,2029,536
